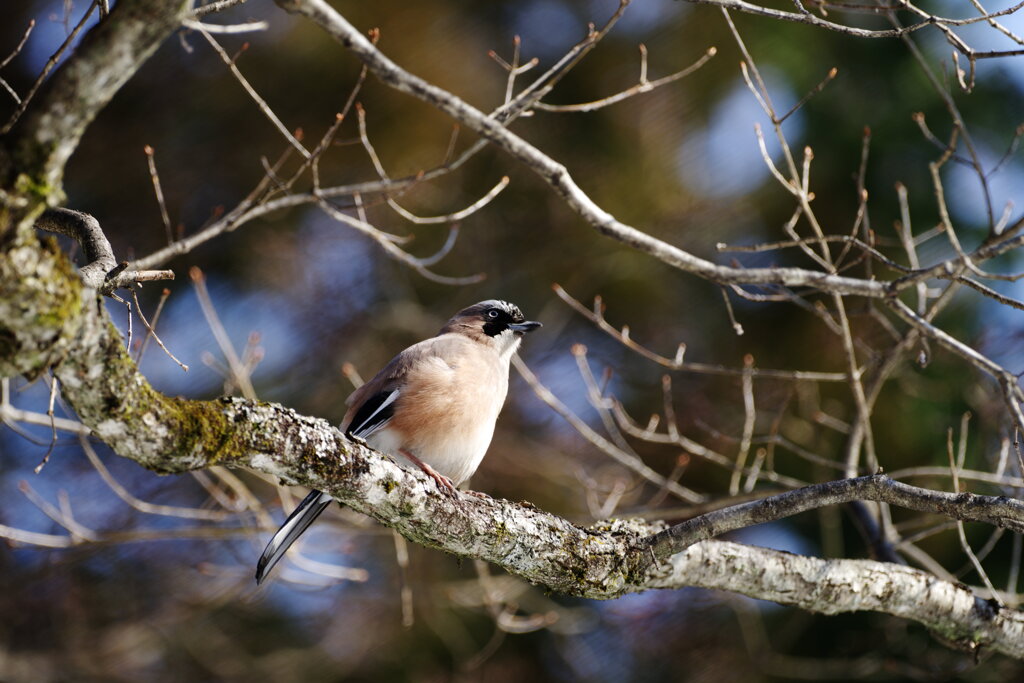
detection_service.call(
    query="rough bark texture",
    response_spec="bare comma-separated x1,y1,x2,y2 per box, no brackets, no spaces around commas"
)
657,542,1024,657
2,239,1024,657
1,0,1023,663
0,235,83,378
1,0,190,201
1,0,189,374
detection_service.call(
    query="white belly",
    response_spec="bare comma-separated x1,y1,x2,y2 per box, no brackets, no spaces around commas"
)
365,353,509,486
367,416,498,486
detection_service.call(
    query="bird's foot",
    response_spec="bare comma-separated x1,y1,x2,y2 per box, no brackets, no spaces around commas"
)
400,449,459,498
425,468,459,498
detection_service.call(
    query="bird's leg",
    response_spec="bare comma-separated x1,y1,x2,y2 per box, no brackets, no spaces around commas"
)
399,449,459,497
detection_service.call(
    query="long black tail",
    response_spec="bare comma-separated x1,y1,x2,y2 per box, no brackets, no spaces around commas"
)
255,489,334,585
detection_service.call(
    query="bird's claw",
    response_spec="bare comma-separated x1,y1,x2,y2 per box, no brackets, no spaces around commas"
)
428,470,459,498
400,448,460,499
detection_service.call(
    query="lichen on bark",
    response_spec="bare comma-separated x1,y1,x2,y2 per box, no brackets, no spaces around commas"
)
0,233,84,378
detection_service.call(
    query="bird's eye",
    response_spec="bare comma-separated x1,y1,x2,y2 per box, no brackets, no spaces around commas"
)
487,309,500,319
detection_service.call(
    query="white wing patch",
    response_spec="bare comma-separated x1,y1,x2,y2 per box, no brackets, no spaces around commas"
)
350,389,400,438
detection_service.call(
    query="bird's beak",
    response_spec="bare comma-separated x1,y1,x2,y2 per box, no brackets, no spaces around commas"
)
508,321,542,335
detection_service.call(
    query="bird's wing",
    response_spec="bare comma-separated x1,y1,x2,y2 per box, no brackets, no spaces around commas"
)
340,352,409,438
255,336,474,584
340,335,467,438
345,387,400,439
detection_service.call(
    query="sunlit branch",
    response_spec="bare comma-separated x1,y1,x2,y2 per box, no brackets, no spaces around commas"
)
534,46,717,113
553,284,851,381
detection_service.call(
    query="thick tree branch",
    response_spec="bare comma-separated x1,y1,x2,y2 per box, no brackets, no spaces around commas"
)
654,541,1023,658
0,0,189,212
33,208,174,291
1,233,1023,656
34,209,115,288
2,0,1024,663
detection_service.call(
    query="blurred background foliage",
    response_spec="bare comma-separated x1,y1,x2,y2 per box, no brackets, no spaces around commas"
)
2,0,1024,680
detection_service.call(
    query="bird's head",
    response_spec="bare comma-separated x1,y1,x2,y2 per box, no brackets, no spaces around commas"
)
441,299,542,356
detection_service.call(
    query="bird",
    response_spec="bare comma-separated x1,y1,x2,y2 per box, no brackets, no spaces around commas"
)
255,299,542,584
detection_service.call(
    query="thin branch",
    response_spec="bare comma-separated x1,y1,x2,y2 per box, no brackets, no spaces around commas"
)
645,473,1024,560
196,28,310,159
513,355,705,503
947,419,1004,606
135,287,171,363
680,0,1024,43
571,344,646,460
192,0,251,17
729,355,756,495
143,145,174,245
32,374,60,473
1,3,97,134
80,436,232,521
887,298,1024,433
778,66,837,124
0,522,74,548
316,198,484,284
130,289,189,371
276,0,891,298
190,266,257,399
717,234,908,273
387,176,510,225
182,18,269,33
0,20,35,71
553,284,850,381
18,479,99,542
534,46,717,113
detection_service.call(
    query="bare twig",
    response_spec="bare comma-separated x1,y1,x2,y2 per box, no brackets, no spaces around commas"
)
80,436,231,521
193,0,252,18
190,266,257,399
534,46,717,113
513,355,704,503
1,4,97,134
0,20,35,70
135,288,171,364
316,198,484,285
182,18,269,34
130,289,189,371
645,473,1024,560
730,356,757,495
18,480,99,542
387,176,510,225
553,284,849,381
196,28,310,159
143,145,174,245
32,374,60,473
947,418,1004,606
